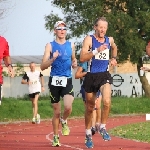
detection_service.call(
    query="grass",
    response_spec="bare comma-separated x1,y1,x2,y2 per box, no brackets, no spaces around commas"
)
109,122,150,143
1,96,150,122
1,96,150,143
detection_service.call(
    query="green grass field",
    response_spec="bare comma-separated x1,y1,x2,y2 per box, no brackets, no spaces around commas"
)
0,96,150,143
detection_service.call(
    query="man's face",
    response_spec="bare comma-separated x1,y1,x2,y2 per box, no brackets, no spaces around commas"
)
30,63,35,71
54,24,67,39
94,20,108,38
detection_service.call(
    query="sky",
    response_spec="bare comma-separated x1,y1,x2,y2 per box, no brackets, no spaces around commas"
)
0,0,63,56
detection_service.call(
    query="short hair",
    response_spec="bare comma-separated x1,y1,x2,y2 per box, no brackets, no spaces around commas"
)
30,62,35,65
94,17,108,26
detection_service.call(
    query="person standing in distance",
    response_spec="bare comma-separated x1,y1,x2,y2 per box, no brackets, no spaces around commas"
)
80,17,117,148
0,36,14,105
21,62,45,124
40,21,77,147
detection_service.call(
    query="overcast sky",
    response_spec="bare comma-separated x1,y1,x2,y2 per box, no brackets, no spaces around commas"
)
0,0,64,56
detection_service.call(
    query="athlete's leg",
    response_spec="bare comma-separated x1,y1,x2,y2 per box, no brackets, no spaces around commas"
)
100,83,111,126
94,95,102,132
32,94,40,117
30,94,39,118
52,102,61,135
99,83,111,141
85,92,96,132
95,95,102,125
62,95,74,121
92,108,96,127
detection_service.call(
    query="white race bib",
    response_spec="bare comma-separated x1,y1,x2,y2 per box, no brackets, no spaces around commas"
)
95,48,109,60
30,80,38,85
51,76,67,87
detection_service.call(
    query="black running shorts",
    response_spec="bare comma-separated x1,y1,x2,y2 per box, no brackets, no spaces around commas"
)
29,92,40,99
48,77,74,103
83,71,112,93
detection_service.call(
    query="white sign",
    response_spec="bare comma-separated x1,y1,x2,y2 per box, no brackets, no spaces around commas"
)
111,73,143,97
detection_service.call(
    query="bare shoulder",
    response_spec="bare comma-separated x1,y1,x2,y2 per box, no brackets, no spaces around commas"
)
82,35,92,48
84,35,92,42
45,43,52,53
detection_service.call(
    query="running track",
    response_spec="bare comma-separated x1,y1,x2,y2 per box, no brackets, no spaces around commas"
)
0,115,150,150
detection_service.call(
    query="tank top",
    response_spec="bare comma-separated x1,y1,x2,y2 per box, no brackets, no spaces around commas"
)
50,40,72,77
87,35,111,73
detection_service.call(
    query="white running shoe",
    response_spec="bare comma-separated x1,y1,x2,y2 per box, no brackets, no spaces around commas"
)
36,114,40,124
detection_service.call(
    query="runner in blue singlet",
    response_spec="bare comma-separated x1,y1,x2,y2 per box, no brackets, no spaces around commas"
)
80,17,118,148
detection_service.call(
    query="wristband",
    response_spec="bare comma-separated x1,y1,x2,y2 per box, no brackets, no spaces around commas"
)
7,64,13,68
92,48,99,55
112,57,117,59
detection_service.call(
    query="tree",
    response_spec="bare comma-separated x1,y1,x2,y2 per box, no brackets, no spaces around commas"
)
0,0,15,33
14,62,25,77
45,0,150,97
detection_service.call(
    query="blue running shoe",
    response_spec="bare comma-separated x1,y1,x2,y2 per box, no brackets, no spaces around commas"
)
99,128,111,141
85,134,94,148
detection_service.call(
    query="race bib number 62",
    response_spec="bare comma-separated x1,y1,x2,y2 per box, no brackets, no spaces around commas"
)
95,48,109,60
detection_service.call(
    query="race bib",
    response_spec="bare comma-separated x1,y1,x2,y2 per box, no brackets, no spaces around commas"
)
30,80,38,85
51,76,67,87
95,48,109,60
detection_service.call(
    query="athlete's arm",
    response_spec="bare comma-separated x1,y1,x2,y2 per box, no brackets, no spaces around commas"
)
3,41,14,77
71,43,77,68
109,37,117,66
39,72,44,87
40,43,59,71
40,73,45,92
109,37,117,58
21,72,29,85
80,35,93,62
75,66,87,79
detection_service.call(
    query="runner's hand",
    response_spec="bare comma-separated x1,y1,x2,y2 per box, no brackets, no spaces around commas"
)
97,44,108,52
53,50,59,60
140,67,150,71
72,58,77,69
110,58,117,66
41,87,45,92
8,66,14,77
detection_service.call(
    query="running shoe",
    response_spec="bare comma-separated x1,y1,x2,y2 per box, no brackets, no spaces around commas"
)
52,135,61,147
99,128,111,141
61,122,70,136
32,118,36,124
36,114,40,124
85,134,93,148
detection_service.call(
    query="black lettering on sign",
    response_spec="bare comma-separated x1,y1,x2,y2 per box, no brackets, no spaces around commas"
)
135,78,138,84
56,80,62,85
111,89,122,96
130,76,133,84
132,86,137,97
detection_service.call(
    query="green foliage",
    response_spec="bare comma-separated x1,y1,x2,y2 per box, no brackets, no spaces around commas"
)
45,0,150,63
2,71,8,77
14,62,25,77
